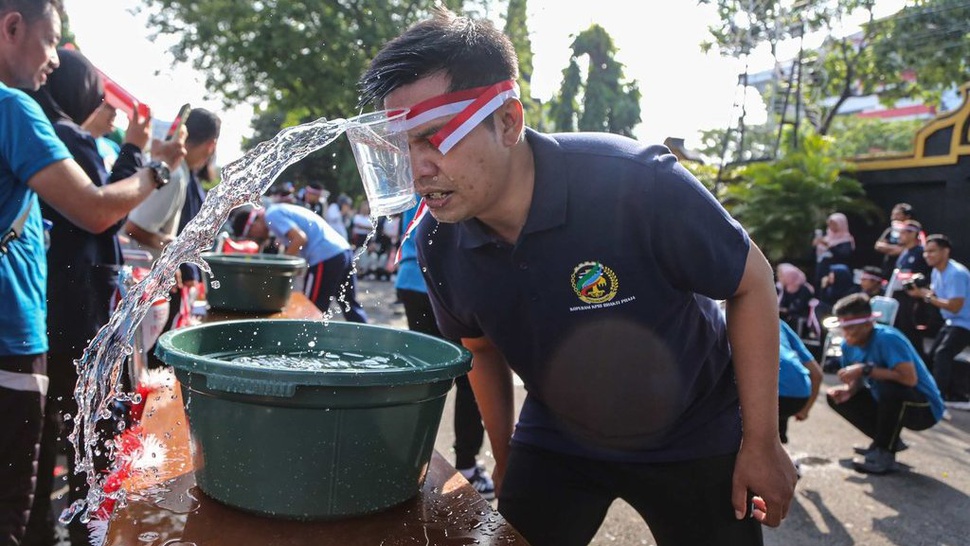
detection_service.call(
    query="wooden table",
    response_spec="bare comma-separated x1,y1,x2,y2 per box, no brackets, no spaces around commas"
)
107,292,528,545
202,291,326,323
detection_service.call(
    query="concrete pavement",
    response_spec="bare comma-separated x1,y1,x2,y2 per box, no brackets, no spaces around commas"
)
355,277,970,546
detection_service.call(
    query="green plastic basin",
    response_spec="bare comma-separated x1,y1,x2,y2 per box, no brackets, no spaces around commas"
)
202,252,308,312
154,319,471,519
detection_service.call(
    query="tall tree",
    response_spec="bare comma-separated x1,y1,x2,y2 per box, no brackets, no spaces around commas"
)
140,0,463,195
503,0,542,127
547,25,641,136
700,0,970,136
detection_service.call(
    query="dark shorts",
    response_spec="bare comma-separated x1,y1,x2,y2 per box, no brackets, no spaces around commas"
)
499,443,763,546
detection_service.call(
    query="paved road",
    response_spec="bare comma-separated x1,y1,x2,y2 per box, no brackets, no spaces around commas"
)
354,278,970,546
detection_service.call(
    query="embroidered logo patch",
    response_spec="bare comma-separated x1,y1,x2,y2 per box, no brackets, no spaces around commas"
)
571,261,619,304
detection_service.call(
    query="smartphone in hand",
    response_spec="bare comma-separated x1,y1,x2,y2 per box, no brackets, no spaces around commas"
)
165,103,192,141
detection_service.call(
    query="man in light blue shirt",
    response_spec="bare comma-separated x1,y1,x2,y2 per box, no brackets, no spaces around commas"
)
826,293,945,474
231,203,367,322
907,234,970,407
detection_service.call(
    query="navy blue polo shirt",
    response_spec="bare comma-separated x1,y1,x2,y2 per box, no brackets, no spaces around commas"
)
416,129,751,463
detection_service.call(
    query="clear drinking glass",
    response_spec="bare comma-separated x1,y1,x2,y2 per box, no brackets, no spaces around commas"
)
345,109,416,217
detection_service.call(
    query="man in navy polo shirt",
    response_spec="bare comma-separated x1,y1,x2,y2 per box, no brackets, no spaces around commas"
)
359,9,796,546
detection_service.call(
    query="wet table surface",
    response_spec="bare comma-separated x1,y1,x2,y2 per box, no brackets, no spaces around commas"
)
107,292,528,545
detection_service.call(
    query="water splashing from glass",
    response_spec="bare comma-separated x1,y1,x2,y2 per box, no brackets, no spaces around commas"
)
64,116,352,527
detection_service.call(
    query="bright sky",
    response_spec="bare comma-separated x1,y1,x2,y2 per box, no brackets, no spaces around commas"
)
64,0,907,166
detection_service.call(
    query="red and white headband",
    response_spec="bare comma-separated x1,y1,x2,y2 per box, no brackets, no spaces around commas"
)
391,80,520,154
241,208,262,237
860,271,886,283
837,312,882,327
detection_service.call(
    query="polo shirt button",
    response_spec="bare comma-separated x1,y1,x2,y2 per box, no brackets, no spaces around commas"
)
518,262,528,270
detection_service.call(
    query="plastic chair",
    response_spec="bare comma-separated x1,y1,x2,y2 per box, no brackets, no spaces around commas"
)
870,295,900,325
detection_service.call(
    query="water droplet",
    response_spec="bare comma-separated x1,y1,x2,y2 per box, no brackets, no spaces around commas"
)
211,280,221,289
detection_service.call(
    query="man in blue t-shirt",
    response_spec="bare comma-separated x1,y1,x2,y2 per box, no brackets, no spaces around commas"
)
826,293,945,474
777,320,823,445
1,1,176,542
907,234,970,407
231,203,367,323
359,10,797,546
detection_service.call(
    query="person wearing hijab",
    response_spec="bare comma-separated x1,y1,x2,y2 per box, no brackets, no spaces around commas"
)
819,263,861,310
22,47,185,546
812,212,856,288
777,263,816,337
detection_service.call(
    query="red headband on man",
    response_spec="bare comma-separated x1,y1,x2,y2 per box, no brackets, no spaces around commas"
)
241,208,262,237
837,312,882,327
392,80,520,154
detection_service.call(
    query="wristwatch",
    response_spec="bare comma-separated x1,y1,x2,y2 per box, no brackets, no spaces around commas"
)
145,160,171,189
862,363,874,377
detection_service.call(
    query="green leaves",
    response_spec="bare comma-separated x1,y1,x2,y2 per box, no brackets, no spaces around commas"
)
721,133,880,263
546,24,641,136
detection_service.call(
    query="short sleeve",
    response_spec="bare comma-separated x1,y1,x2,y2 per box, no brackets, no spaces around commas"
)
649,158,750,300
265,208,296,240
0,92,70,184
781,321,814,364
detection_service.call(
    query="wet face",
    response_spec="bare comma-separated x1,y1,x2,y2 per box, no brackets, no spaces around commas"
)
839,318,874,347
4,7,60,90
247,216,269,242
924,241,948,269
383,73,512,224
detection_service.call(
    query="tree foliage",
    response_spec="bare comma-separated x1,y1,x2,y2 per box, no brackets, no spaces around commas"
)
826,115,925,156
547,25,641,136
700,0,970,136
503,0,543,128
140,0,463,196
720,133,880,263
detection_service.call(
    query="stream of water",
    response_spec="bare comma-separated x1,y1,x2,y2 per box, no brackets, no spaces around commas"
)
61,116,353,528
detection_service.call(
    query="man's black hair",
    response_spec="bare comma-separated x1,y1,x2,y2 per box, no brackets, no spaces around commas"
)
358,7,518,108
229,208,253,237
834,293,872,318
185,108,221,146
926,233,951,250
894,202,913,217
0,0,62,22
861,265,885,281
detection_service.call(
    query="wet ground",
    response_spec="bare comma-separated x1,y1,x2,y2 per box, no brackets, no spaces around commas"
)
48,277,970,545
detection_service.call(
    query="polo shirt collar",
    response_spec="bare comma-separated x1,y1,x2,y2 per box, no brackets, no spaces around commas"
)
457,128,568,248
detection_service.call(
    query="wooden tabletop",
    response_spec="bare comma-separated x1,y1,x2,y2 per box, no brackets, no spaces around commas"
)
202,290,325,323
108,290,528,545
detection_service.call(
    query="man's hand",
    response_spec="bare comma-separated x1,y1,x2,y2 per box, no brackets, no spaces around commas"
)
151,127,188,168
837,363,866,385
124,108,152,150
827,384,853,404
732,438,798,527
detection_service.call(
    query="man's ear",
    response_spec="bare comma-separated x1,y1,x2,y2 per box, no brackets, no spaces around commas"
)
497,98,525,147
0,12,24,43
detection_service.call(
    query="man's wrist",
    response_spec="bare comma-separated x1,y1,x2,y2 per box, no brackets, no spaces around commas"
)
145,160,171,189
862,363,874,377
924,293,934,304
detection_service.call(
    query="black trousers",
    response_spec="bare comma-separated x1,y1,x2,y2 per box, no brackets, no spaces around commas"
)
778,395,810,444
397,288,484,470
305,251,367,323
499,444,763,546
826,382,937,451
927,325,970,400
0,354,46,546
